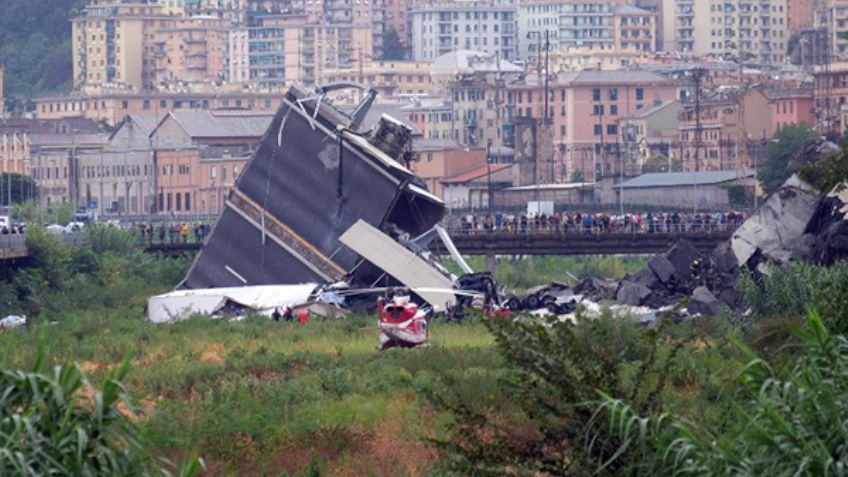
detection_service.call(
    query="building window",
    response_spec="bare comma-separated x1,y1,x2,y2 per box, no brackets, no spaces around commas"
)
608,88,618,101
636,87,644,101
176,193,182,211
594,124,602,136
592,88,601,101
610,104,618,116
185,193,191,211
167,193,172,211
143,100,151,110
607,124,618,135
160,99,167,108
122,100,128,109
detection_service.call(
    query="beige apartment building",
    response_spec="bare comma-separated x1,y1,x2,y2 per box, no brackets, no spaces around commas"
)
661,0,789,64
820,1,848,58
153,16,229,89
323,61,434,98
34,91,284,125
517,0,656,63
0,133,31,176
502,70,679,182
788,0,816,33
548,46,644,71
229,14,374,89
677,85,774,172
613,4,657,52
71,2,175,91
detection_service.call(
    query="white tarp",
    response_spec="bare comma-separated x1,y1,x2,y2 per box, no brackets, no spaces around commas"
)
147,284,318,323
339,220,456,311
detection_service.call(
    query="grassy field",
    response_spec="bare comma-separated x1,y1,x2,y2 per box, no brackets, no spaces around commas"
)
0,308,500,476
5,230,848,476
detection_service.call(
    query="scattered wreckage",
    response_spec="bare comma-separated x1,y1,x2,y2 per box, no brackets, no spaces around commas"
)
148,83,848,335
147,83,499,340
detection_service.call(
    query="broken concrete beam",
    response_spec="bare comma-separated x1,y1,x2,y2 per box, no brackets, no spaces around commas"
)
807,188,848,265
616,280,653,306
666,239,703,283
648,255,677,285
629,268,660,290
731,174,820,266
688,286,725,317
709,241,738,274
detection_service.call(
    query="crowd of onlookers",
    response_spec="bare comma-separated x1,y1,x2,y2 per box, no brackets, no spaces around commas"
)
444,210,748,234
134,222,212,244
0,223,26,235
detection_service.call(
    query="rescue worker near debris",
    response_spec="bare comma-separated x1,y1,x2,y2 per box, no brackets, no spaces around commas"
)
283,305,294,323
272,307,282,322
297,310,310,324
690,258,705,284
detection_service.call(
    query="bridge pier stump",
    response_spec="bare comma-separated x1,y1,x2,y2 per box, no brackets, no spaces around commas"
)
486,252,497,279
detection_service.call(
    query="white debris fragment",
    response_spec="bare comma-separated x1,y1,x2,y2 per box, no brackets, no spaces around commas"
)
0,315,26,329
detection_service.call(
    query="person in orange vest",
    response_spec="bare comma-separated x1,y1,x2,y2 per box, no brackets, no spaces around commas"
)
297,310,309,324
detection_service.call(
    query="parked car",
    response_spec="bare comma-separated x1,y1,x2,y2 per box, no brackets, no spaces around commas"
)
65,222,86,233
46,224,66,234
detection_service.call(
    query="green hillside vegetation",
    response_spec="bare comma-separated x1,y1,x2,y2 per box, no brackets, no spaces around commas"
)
2,226,848,475
0,0,86,101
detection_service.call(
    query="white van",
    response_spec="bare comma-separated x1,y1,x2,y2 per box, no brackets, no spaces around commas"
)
0,216,9,229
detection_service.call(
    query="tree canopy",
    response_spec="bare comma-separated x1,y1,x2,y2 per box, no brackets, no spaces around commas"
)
642,154,681,173
758,124,818,194
381,28,406,61
0,0,85,102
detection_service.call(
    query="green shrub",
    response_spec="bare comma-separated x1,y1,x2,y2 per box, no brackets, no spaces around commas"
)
0,353,202,476
590,309,848,476
740,261,848,333
428,311,693,476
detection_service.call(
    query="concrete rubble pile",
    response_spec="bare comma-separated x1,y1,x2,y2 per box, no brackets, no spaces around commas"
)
612,172,848,318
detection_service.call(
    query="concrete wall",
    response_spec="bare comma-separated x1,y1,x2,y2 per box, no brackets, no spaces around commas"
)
154,149,200,214
494,187,594,209
617,184,730,208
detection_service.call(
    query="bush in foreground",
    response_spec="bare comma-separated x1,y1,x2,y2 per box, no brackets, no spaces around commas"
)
592,309,848,476
0,353,202,477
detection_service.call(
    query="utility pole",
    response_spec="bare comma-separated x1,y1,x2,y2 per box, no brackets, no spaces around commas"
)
486,143,493,214
543,29,550,122
691,67,705,213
